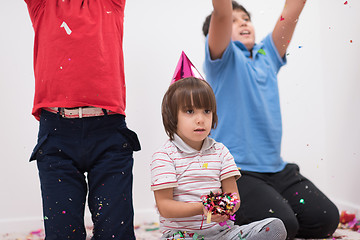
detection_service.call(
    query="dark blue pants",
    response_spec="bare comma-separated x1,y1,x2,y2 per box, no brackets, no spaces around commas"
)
235,164,339,240
30,110,141,240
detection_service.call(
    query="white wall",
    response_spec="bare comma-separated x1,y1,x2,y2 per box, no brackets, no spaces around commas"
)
0,0,359,233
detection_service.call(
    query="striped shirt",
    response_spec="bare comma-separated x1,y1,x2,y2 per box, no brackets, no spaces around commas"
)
151,134,241,234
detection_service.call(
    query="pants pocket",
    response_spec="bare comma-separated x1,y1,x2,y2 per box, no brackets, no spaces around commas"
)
29,133,49,162
117,127,141,152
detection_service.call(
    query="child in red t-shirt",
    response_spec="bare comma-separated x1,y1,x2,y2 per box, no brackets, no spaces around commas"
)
25,1,140,239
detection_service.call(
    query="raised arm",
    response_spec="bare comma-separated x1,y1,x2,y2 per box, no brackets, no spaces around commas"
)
208,0,233,60
273,0,307,58
154,188,204,218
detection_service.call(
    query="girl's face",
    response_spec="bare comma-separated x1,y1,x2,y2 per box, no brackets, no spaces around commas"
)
231,9,255,51
176,107,213,151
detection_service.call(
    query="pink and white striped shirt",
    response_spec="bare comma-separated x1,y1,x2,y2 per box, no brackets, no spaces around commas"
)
151,134,241,234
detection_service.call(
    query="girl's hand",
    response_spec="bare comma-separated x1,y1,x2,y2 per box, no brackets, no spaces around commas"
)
202,205,229,223
209,213,229,223
231,199,241,214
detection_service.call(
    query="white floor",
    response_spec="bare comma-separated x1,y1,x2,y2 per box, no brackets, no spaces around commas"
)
2,225,359,240
295,228,360,240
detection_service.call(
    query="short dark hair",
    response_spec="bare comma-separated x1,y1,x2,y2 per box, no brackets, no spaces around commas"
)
161,77,218,140
202,1,251,37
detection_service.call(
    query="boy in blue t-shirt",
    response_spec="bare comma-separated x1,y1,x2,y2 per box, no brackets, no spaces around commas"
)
202,0,339,239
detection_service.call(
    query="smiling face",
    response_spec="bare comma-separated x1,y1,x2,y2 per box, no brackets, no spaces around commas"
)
231,9,255,51
177,106,213,151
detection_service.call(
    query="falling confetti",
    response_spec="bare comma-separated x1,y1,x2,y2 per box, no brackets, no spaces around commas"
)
299,199,305,204
280,16,285,21
344,1,348,5
258,49,266,55
60,21,72,35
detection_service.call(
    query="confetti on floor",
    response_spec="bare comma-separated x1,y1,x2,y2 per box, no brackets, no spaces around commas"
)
1,223,360,240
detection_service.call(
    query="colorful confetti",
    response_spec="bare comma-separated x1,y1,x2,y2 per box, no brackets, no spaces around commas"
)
201,191,239,226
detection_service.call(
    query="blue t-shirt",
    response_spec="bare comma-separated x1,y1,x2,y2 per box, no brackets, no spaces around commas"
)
204,33,287,173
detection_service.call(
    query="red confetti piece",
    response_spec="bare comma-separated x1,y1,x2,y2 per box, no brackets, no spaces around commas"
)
344,1,348,5
340,210,355,224
280,16,285,21
266,227,270,232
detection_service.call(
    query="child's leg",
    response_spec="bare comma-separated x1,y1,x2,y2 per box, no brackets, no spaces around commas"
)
34,110,88,239
37,159,88,240
281,177,339,238
87,116,139,240
87,149,135,240
235,173,299,239
238,218,287,240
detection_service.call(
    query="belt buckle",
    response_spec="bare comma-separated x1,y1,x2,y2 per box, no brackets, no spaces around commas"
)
79,107,83,118
59,108,65,118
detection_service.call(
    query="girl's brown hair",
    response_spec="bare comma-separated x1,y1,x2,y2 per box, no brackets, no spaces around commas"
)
161,77,218,140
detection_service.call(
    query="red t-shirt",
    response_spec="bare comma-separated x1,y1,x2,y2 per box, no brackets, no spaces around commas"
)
25,0,126,120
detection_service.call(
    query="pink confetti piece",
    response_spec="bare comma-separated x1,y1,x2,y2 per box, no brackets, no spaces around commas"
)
30,229,42,236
